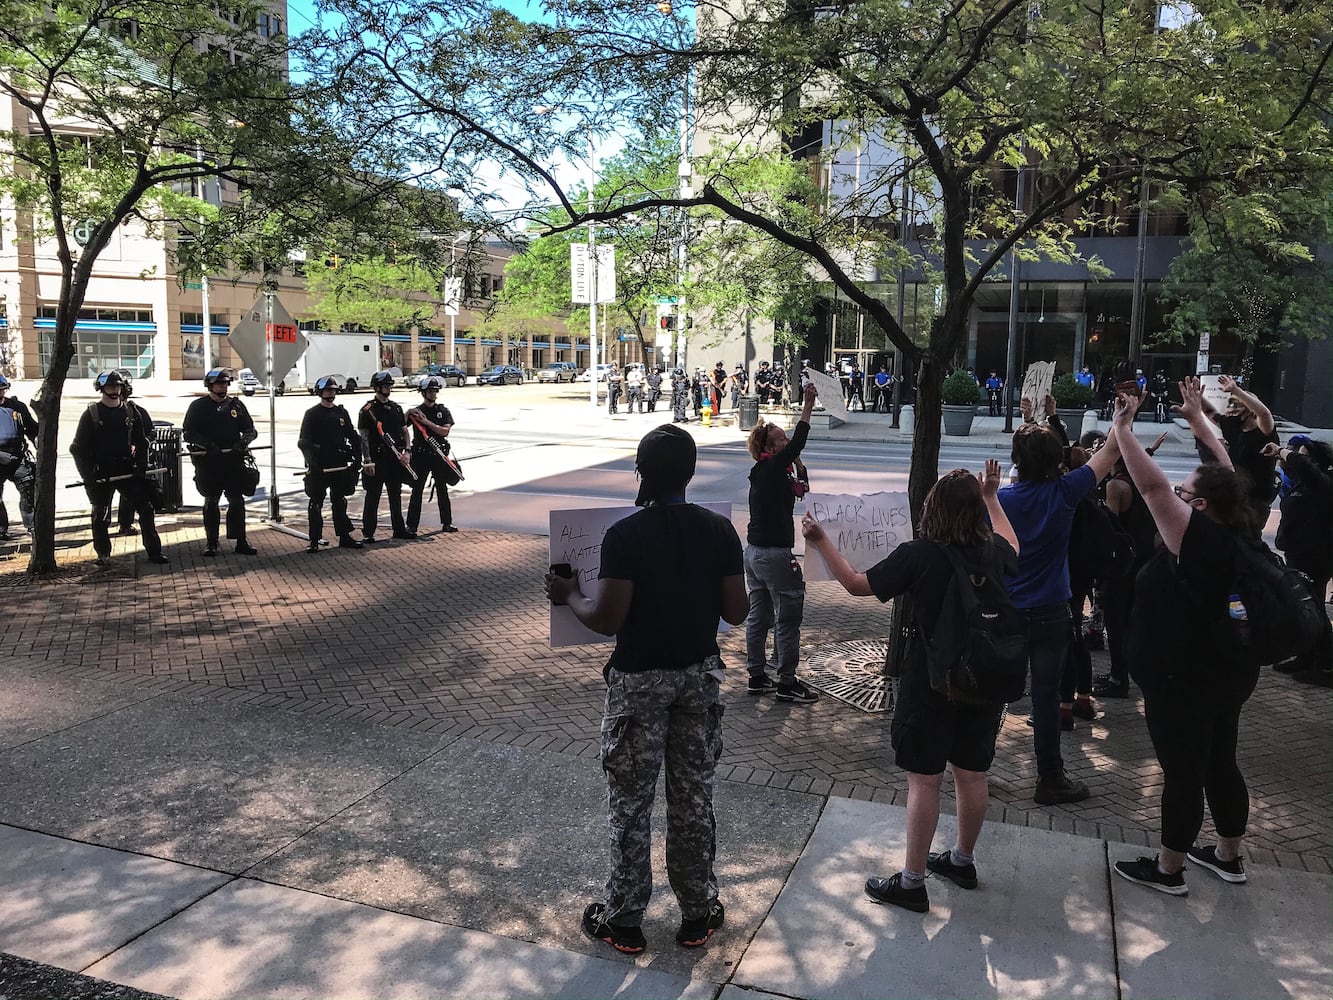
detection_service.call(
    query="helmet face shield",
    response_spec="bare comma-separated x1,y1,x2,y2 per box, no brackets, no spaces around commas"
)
370,371,395,390
0,374,10,390
315,375,340,393
419,377,443,393
204,367,235,388
94,371,125,392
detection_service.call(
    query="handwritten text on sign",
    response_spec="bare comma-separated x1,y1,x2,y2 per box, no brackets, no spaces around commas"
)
803,491,910,581
549,503,732,647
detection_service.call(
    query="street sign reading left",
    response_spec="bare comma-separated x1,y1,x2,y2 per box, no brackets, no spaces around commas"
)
228,295,308,381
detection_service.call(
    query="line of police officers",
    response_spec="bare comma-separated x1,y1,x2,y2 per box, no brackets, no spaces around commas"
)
68,368,460,566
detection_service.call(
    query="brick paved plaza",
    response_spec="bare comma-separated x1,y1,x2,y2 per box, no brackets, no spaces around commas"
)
3,510,1328,874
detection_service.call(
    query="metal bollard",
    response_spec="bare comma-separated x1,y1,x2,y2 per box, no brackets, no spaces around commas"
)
1081,409,1100,439
899,404,914,436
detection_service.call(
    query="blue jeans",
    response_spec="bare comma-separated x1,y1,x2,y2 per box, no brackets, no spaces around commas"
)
744,544,805,685
1023,603,1072,778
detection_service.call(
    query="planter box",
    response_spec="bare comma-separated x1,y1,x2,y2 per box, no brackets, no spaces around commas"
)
942,404,976,436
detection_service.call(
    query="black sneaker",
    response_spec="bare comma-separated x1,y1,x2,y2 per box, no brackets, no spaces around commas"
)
145,554,169,565
1071,699,1099,721
203,545,219,557
581,902,646,954
1033,772,1091,805
1186,845,1247,884
775,680,819,703
361,534,377,545
676,900,724,947
235,542,258,556
339,535,364,549
1092,678,1129,698
1114,856,1188,896
306,541,321,554
392,530,418,540
927,851,978,889
441,524,459,533
864,874,928,912
747,674,778,695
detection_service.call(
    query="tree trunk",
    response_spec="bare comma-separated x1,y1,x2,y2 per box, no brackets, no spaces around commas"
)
28,316,77,575
908,354,945,527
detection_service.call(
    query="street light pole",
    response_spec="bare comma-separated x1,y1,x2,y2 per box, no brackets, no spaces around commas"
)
587,136,599,408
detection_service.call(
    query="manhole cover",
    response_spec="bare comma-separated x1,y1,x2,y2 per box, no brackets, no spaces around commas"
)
805,639,897,713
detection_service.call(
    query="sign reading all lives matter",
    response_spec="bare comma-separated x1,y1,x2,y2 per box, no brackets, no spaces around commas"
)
549,503,732,647
802,492,911,582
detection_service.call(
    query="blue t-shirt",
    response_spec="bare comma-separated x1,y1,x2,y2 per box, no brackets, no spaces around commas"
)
1075,370,1094,388
985,376,1003,391
997,464,1097,609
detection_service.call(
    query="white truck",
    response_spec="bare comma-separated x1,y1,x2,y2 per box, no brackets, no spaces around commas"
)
283,331,380,394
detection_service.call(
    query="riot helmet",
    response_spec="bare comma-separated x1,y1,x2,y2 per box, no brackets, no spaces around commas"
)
93,370,126,393
314,375,340,393
203,367,235,389
419,376,443,393
370,370,396,391
0,374,10,390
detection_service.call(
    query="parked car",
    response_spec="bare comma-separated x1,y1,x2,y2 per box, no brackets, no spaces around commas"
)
536,362,580,383
478,364,525,386
237,368,284,396
574,363,617,383
406,363,468,388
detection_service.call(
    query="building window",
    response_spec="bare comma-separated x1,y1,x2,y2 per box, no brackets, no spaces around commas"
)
36,304,153,323
39,329,155,379
258,12,281,37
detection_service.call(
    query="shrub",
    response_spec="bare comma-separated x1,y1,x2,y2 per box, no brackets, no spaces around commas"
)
942,369,981,406
1051,372,1095,409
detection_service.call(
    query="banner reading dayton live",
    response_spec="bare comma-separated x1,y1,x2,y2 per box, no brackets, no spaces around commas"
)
802,491,911,582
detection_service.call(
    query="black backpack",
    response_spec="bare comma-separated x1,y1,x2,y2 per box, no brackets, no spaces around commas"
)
924,542,1030,703
1223,537,1324,667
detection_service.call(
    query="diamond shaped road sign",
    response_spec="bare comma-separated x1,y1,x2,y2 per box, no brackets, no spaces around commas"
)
228,295,308,381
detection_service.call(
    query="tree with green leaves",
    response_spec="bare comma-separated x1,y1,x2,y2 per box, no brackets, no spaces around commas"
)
304,256,440,337
0,0,366,573
310,0,1331,524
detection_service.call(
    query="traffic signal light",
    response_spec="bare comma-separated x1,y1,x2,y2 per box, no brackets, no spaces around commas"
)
660,316,676,330
324,253,340,269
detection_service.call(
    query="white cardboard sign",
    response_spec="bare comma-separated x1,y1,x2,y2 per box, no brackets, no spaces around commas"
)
548,502,733,647
804,368,849,420
1020,361,1056,408
802,491,912,582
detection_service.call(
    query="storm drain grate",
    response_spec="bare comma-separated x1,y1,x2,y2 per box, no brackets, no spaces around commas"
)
804,639,897,714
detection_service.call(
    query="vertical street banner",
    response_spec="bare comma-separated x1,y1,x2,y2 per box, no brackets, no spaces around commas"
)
802,492,911,582
570,244,617,304
443,277,462,317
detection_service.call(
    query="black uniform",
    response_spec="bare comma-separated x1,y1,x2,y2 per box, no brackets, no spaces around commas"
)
113,400,152,534
0,395,37,539
183,392,258,551
69,400,164,562
298,402,360,544
646,370,663,412
358,397,411,539
671,371,689,422
406,402,457,534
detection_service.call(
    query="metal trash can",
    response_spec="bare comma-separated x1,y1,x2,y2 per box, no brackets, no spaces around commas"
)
738,394,760,431
150,421,183,513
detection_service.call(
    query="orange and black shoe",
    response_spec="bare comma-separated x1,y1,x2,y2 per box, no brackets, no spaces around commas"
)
676,900,725,947
581,902,646,954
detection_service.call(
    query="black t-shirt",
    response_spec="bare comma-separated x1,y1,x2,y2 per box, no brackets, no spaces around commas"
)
599,503,743,678
410,402,454,454
1126,510,1244,686
1216,414,1279,507
747,420,810,547
1275,452,1332,567
866,536,1018,684
70,401,151,476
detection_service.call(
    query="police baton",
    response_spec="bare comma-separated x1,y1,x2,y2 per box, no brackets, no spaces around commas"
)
67,468,168,488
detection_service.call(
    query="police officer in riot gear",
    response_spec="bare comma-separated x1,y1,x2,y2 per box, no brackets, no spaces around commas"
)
0,374,38,541
112,376,151,536
297,376,362,552
184,368,259,556
405,376,460,536
69,370,167,566
358,370,414,541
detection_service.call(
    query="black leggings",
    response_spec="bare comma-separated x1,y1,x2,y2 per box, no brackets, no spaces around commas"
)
1139,667,1259,853
1060,585,1093,701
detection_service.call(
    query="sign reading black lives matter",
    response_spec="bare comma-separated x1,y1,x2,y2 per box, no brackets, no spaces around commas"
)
803,492,911,581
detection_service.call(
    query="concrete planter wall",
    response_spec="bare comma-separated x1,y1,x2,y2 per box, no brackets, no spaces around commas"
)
942,404,977,436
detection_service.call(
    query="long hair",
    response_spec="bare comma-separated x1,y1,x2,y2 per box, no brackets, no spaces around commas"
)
1011,423,1063,482
1191,464,1258,536
919,469,991,547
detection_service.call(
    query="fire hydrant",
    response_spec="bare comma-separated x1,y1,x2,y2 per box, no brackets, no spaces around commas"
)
701,401,713,427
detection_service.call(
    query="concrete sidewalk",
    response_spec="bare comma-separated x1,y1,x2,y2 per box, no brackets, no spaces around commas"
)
1,663,1328,1000
1,513,1330,999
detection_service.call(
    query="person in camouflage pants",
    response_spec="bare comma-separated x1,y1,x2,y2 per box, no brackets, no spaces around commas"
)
546,424,747,953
